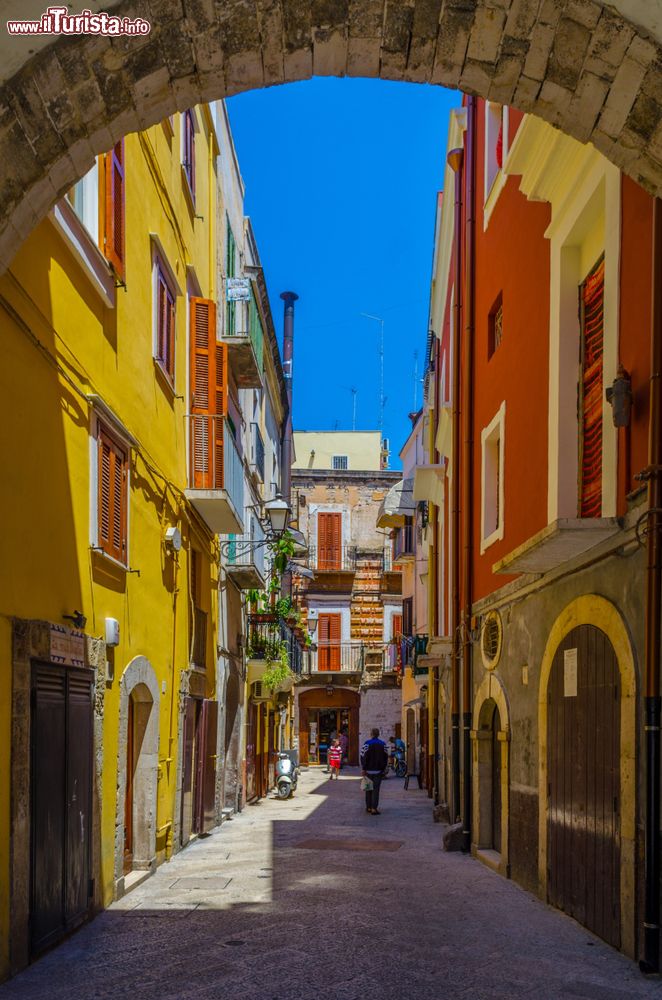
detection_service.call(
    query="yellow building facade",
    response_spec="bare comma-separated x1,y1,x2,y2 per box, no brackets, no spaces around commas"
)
0,107,232,978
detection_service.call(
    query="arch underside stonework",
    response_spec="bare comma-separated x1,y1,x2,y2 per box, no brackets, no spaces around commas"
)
2,0,662,268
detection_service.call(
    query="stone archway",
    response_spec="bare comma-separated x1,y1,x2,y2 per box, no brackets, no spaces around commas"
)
2,1,662,269
472,671,510,876
114,655,160,897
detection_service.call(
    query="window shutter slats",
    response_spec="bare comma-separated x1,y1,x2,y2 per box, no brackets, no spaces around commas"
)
190,297,225,490
318,512,341,570
579,257,605,519
104,140,125,279
98,426,127,563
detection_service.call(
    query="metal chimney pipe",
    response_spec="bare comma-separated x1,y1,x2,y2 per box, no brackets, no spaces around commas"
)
280,291,298,504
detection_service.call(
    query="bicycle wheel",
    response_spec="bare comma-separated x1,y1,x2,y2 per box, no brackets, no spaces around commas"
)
395,759,407,778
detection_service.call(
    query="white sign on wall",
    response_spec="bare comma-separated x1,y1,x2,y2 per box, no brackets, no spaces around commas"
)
226,277,250,301
564,648,578,698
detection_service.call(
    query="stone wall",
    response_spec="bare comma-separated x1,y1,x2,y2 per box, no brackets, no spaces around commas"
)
2,1,662,270
359,686,401,751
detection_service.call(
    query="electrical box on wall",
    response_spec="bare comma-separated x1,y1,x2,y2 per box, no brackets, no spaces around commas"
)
105,617,120,647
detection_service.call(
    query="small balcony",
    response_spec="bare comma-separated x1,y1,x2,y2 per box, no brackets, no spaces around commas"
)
186,415,244,534
305,642,364,675
246,614,307,683
309,545,357,572
392,522,415,564
221,300,264,389
225,517,266,590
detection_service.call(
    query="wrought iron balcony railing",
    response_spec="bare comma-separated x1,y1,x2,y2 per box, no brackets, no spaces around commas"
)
308,545,357,572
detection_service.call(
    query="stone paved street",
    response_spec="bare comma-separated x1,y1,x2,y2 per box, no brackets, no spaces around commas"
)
1,769,659,1000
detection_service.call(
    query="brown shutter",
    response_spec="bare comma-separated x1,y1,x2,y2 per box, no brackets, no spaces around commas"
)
104,140,125,279
579,257,604,518
318,512,341,569
392,614,403,639
318,613,341,671
98,426,127,563
190,297,223,489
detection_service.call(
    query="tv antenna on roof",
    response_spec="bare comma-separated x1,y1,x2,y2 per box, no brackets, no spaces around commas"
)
350,387,357,431
413,351,419,410
360,313,385,433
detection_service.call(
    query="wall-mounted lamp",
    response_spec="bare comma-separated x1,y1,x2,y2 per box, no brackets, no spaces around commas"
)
63,610,87,629
325,683,334,697
307,608,319,636
606,364,633,427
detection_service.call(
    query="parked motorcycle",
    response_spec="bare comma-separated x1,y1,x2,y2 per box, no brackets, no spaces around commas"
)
275,752,299,799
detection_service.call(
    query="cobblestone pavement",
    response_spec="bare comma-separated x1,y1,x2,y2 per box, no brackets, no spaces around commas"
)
2,769,660,1000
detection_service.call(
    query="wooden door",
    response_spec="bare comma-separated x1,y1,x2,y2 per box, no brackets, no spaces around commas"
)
318,512,341,569
194,699,218,834
30,665,93,957
268,711,276,789
420,707,429,788
123,696,134,872
259,705,269,797
246,702,258,800
318,613,341,670
180,698,197,844
491,705,502,852
547,624,620,948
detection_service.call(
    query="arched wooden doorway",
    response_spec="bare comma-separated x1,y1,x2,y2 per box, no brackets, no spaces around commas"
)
298,688,360,766
476,698,503,855
547,624,620,948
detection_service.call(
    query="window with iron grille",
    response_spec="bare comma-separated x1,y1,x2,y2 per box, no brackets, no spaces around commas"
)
182,109,195,202
155,262,176,386
332,455,348,470
488,293,503,358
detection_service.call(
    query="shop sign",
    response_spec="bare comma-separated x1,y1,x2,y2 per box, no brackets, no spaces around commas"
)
226,277,250,301
50,624,86,668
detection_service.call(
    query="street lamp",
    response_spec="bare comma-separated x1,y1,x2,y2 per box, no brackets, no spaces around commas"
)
307,608,319,636
264,494,290,535
219,493,292,560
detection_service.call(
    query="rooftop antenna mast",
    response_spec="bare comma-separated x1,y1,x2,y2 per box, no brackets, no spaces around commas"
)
360,312,385,433
351,387,357,431
413,350,419,410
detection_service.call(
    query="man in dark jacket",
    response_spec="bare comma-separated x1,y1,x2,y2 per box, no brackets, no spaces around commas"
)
360,728,388,814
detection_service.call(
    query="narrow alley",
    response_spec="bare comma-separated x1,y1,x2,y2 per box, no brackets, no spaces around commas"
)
0,769,656,1000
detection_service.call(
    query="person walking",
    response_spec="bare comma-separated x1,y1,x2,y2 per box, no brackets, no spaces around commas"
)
360,727,388,814
328,738,342,780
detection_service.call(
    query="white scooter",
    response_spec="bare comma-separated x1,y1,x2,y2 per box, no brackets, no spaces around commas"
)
275,752,299,799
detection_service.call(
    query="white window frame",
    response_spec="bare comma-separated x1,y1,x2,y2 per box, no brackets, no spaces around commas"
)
150,234,183,391
50,158,115,307
88,401,136,570
480,401,506,553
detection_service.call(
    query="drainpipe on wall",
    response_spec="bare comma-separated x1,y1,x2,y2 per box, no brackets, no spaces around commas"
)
461,96,477,855
432,335,441,806
447,144,464,824
280,291,298,505
640,198,662,974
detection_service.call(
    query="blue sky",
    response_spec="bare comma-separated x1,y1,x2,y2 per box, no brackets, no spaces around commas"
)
226,77,459,468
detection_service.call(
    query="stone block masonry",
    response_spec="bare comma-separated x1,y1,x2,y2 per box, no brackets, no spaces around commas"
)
359,687,401,752
2,2,662,268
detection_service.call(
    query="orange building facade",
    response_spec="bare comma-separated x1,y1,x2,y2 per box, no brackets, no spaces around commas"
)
411,97,657,962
